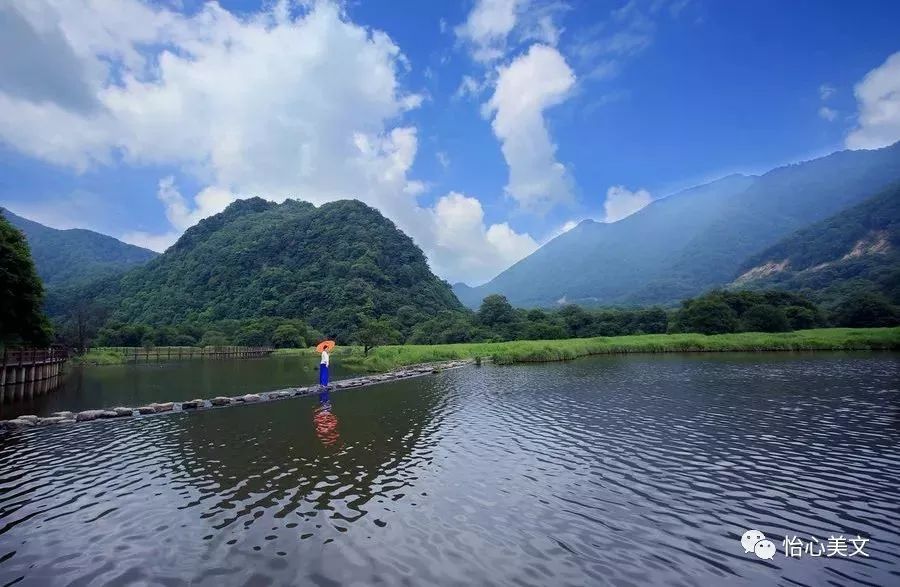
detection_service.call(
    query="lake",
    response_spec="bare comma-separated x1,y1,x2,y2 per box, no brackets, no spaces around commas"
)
0,355,362,420
1,352,898,586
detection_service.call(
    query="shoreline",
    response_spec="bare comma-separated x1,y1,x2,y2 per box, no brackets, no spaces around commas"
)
4,327,899,432
0,359,473,432
282,327,900,371
74,327,900,367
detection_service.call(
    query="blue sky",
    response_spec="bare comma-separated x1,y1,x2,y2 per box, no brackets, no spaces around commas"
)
1,0,899,284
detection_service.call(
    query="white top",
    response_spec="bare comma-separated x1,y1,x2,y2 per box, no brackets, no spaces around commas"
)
320,350,330,366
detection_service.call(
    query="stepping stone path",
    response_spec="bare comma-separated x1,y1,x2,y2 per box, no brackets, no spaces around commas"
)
0,359,473,432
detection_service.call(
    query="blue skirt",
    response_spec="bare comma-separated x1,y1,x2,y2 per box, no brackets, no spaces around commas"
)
319,363,329,386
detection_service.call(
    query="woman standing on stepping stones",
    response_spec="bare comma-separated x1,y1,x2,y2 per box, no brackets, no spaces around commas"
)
316,340,335,388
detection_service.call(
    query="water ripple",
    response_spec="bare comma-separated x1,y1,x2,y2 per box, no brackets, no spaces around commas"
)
0,352,898,585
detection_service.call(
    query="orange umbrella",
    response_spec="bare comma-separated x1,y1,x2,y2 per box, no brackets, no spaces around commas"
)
316,340,336,353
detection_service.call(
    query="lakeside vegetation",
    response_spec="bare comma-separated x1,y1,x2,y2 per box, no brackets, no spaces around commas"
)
277,328,900,371
70,327,885,372
67,288,900,353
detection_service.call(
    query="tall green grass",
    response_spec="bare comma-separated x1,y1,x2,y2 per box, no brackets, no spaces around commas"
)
275,327,900,372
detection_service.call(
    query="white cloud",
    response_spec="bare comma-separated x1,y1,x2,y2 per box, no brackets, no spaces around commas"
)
819,83,836,101
540,218,580,243
560,219,579,232
436,151,450,169
455,0,520,63
603,185,651,222
120,229,181,253
454,74,489,100
485,44,575,210
571,0,656,80
431,191,538,283
818,106,837,122
0,0,538,281
846,51,900,150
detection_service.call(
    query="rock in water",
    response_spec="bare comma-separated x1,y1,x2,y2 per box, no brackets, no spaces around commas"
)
76,410,107,421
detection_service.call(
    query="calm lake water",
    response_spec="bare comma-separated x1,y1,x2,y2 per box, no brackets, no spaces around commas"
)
0,355,362,420
1,352,898,586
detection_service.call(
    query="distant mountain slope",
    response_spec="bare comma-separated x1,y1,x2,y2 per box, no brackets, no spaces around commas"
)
1,208,157,288
455,174,757,307
457,142,900,308
732,183,900,304
102,198,462,339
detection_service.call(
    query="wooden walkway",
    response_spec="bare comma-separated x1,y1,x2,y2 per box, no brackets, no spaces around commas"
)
1,348,69,402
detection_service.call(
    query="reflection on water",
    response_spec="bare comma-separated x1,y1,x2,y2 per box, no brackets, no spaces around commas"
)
0,355,362,419
314,389,341,447
0,375,63,406
0,352,898,586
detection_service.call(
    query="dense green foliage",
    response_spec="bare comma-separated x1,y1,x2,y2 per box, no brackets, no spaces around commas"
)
82,285,897,349
2,208,157,288
671,289,825,334
456,142,900,308
55,199,462,346
734,183,900,315
0,211,51,346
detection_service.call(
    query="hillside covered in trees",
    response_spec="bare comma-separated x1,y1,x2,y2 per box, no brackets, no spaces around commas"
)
455,142,900,308
0,211,51,346
2,208,157,289
55,199,463,346
733,183,899,311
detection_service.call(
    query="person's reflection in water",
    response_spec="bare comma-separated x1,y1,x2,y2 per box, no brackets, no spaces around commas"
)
313,389,340,447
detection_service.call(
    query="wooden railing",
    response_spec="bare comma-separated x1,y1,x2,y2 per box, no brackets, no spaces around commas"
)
97,346,275,363
1,347,69,393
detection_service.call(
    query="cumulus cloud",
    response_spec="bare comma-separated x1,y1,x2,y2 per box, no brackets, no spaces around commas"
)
109,177,238,252
846,51,900,150
603,185,651,222
485,44,575,210
0,0,534,282
455,0,520,63
819,83,836,101
431,192,538,283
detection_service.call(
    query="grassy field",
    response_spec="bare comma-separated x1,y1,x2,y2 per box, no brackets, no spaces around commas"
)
273,327,900,372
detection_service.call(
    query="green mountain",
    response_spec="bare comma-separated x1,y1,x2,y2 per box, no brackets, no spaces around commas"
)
732,183,900,306
95,198,462,341
1,208,157,288
455,142,900,308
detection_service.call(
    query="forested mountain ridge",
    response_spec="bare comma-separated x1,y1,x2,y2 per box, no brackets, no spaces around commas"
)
94,198,462,342
455,142,900,308
1,208,157,288
732,183,899,306
454,174,758,307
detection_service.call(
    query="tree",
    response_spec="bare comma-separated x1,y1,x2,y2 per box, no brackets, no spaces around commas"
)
784,306,817,330
675,299,739,334
200,330,228,347
740,304,791,332
234,327,269,347
272,324,304,348
154,325,179,346
0,211,51,346
559,305,592,337
477,294,515,327
357,318,400,355
173,334,197,346
830,291,900,327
